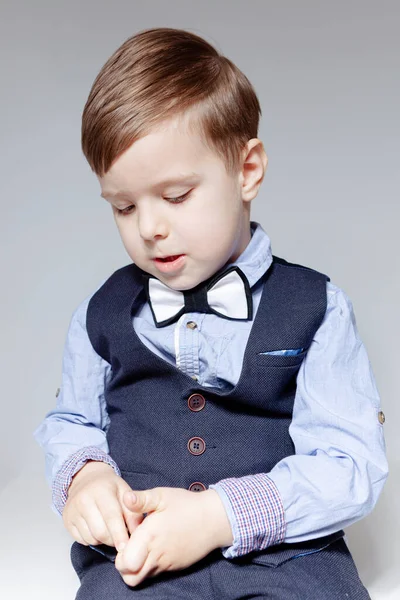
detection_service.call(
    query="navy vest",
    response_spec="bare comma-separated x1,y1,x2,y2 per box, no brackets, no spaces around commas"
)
86,256,330,496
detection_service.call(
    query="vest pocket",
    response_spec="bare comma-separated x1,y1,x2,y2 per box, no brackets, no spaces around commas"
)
255,349,307,368
242,530,345,568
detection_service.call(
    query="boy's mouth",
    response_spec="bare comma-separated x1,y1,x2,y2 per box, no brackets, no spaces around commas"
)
155,255,182,262
153,254,186,273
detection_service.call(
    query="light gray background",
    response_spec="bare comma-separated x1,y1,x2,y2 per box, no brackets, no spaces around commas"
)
1,1,399,598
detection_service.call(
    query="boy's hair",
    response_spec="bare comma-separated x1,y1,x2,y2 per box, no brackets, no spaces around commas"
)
81,27,262,177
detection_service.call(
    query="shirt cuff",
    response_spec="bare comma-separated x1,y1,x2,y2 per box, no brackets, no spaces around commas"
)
52,446,121,516
209,473,286,558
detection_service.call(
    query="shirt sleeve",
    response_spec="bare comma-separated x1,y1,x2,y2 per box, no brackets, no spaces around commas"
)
209,281,389,558
33,282,120,516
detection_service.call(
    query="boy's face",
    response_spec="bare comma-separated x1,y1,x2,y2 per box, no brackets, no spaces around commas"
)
99,116,264,291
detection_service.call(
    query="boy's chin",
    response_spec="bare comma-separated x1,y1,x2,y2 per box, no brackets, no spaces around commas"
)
155,272,210,292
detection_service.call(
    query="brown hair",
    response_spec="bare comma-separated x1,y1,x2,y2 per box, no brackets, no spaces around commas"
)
81,27,262,177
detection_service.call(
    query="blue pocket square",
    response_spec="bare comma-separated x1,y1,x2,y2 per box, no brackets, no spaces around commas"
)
258,347,305,356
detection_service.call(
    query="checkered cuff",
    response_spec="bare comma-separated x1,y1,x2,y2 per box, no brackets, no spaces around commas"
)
209,473,286,558
52,446,121,516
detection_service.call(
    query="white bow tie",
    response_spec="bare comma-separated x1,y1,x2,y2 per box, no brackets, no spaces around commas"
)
143,266,253,328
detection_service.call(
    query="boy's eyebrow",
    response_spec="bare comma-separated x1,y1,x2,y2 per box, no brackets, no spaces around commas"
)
101,173,200,200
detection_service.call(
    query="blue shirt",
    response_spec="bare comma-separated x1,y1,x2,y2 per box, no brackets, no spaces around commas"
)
33,221,388,559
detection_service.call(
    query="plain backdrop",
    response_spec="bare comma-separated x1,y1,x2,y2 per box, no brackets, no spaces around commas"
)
0,1,399,598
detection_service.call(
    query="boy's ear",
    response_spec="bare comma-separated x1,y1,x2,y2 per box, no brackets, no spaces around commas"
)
239,138,268,203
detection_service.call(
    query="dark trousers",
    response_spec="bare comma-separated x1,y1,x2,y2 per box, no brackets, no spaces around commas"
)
71,537,371,599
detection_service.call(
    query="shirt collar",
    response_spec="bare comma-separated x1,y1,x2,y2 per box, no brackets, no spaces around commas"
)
227,220,273,288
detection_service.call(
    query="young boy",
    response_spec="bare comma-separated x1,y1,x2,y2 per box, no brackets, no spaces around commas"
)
34,27,388,599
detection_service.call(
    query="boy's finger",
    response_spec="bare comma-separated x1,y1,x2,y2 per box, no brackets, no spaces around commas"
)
76,501,110,544
122,488,160,514
122,506,145,535
76,515,103,545
70,523,87,546
98,500,130,550
117,527,150,575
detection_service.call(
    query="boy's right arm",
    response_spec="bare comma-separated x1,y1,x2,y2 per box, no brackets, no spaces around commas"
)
33,285,143,547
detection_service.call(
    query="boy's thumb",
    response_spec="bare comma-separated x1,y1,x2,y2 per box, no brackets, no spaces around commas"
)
123,488,159,514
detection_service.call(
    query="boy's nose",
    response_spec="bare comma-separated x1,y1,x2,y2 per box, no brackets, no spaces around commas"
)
137,208,168,241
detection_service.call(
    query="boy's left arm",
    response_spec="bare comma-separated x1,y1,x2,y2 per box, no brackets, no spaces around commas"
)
208,281,389,558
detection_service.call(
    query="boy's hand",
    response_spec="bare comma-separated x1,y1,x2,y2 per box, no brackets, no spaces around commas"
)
62,461,144,551
115,487,233,587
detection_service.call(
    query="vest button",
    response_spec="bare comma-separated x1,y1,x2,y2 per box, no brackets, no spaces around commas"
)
188,393,205,411
186,321,198,329
188,482,206,492
378,410,385,424
188,437,206,455
55,387,60,398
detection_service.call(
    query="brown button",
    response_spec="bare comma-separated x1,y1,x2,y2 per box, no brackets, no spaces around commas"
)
55,387,60,398
378,411,385,424
186,321,198,330
189,482,206,492
188,393,205,411
188,437,206,455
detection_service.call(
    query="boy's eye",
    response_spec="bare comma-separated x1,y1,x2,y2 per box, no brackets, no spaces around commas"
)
117,205,135,215
165,190,192,204
116,191,191,216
